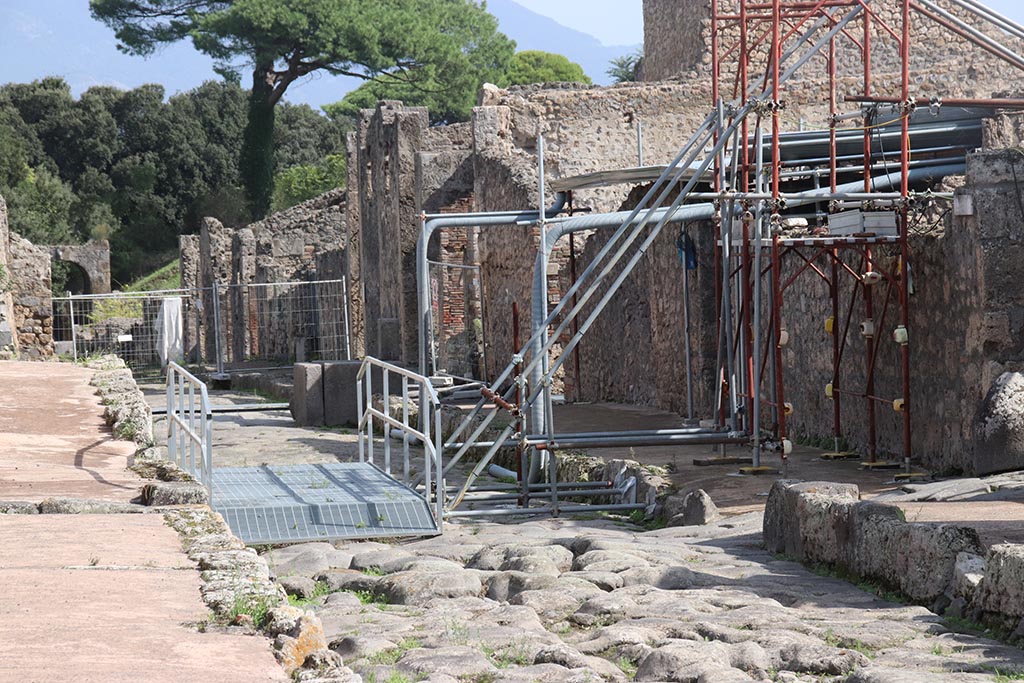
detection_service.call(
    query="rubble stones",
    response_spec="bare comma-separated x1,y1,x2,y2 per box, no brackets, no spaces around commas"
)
665,489,721,527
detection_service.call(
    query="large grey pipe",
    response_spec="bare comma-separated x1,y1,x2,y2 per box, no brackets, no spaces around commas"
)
527,162,967,444
416,193,568,377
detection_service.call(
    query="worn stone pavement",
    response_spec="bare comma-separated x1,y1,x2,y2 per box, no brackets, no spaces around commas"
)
268,515,1024,683
0,361,287,683
136,379,1024,681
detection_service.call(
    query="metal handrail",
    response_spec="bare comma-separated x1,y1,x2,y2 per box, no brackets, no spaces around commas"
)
166,361,213,502
356,357,443,524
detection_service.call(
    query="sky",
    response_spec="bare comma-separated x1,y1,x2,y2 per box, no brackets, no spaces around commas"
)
2,0,1023,110
0,0,644,110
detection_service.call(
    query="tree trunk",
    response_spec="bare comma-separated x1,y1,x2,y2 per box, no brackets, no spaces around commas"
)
240,62,276,220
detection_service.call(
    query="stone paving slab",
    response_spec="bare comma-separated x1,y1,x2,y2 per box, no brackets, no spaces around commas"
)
0,361,141,503
0,514,287,683
0,362,289,683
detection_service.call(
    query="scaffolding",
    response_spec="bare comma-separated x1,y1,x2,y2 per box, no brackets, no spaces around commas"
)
416,0,1024,517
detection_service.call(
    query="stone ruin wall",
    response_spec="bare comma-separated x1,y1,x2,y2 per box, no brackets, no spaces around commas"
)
50,242,112,295
9,232,54,360
0,195,16,359
462,1,1024,471
181,191,347,365
473,81,716,384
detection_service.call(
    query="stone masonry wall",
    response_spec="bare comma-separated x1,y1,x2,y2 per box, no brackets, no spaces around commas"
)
473,82,714,383
10,233,54,359
641,0,708,82
0,195,17,359
182,191,348,365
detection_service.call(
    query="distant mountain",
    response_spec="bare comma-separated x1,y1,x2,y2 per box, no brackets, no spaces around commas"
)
488,0,640,86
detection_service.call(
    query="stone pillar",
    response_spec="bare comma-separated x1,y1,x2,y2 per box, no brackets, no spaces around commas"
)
199,217,233,365
179,234,201,365
0,195,17,359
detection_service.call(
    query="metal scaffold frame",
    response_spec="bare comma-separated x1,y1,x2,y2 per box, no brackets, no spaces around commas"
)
415,0,1024,517
709,0,1024,472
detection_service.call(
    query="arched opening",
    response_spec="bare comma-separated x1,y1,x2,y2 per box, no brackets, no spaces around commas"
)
53,260,92,296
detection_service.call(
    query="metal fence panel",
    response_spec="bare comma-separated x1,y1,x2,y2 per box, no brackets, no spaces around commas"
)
214,278,351,370
53,289,201,375
52,277,351,375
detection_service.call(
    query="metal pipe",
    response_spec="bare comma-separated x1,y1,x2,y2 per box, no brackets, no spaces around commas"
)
66,291,78,363
913,0,1024,71
682,227,694,420
533,433,747,449
752,124,765,468
460,488,627,503
445,480,613,492
443,503,646,519
950,0,1024,43
846,94,1024,109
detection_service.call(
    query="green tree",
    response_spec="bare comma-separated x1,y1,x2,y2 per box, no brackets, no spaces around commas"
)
90,0,515,219
272,154,346,211
0,110,30,189
608,49,643,83
504,51,591,86
5,167,76,245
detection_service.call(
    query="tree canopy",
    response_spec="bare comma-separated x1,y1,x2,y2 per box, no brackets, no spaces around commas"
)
504,51,591,86
90,0,516,217
0,78,346,286
326,49,590,124
608,49,643,83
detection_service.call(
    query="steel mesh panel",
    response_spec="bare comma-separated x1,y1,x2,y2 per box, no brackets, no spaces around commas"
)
213,463,438,544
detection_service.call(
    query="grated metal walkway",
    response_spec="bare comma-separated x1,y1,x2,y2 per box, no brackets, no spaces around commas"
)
212,463,439,544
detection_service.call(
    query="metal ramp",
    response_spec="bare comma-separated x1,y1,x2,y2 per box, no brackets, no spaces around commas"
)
212,463,439,544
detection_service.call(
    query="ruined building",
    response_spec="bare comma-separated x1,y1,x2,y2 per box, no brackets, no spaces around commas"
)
186,0,1024,476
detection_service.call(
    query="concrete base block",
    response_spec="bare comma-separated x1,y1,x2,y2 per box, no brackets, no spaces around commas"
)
291,362,325,426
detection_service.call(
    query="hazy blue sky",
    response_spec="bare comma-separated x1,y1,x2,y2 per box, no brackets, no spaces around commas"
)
2,1,1022,109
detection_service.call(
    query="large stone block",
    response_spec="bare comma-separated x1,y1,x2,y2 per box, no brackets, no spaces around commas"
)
291,362,324,427
763,480,860,555
764,480,984,604
323,360,382,427
978,544,1024,618
976,372,1024,475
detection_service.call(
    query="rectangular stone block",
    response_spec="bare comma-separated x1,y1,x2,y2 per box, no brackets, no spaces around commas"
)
291,362,324,427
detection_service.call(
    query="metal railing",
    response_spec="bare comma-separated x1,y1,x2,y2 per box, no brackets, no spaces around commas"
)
166,361,213,501
357,357,443,524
